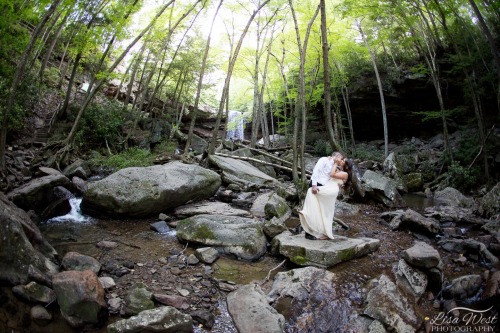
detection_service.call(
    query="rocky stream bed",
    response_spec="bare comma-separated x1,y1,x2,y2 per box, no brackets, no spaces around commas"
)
2,193,498,333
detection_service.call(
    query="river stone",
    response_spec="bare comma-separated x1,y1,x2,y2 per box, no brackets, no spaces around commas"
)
395,259,428,300
363,274,419,333
30,305,52,326
267,266,354,332
227,284,285,333
61,252,101,274
81,161,221,218
361,170,405,208
12,281,56,304
434,187,475,208
271,230,380,268
98,276,116,290
7,173,72,213
0,192,59,285
52,270,107,329
264,192,290,219
150,221,171,234
107,306,193,333
402,241,441,269
263,210,291,239
390,209,440,235
123,283,154,316
250,192,273,218
154,294,190,310
194,247,219,264
176,214,267,261
62,159,91,179
40,197,71,219
174,200,251,218
190,309,215,329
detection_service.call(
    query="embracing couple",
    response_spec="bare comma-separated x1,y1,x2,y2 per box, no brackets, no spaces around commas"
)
298,151,351,240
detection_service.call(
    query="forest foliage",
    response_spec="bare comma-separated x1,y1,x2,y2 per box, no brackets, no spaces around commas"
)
0,0,498,186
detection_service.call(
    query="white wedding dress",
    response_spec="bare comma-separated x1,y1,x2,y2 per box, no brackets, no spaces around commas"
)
299,178,343,239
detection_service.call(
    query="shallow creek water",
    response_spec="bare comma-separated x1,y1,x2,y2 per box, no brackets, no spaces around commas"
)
6,195,455,332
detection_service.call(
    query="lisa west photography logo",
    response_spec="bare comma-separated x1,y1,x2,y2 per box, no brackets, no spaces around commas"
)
426,306,498,332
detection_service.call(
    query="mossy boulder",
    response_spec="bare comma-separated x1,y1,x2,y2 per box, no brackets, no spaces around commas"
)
81,161,221,218
176,214,267,261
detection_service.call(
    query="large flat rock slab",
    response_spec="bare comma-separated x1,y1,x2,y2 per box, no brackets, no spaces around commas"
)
271,230,380,268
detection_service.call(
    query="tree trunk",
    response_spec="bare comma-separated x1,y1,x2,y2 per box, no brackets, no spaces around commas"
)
39,10,70,82
59,51,82,120
468,0,500,114
289,1,320,183
250,12,262,148
208,0,271,154
123,44,146,111
64,0,177,146
358,21,389,158
185,2,224,154
1,0,62,170
320,0,341,153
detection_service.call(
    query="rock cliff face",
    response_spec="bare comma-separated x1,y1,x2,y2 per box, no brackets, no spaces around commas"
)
331,74,466,141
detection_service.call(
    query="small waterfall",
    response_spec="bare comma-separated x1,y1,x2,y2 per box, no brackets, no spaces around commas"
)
226,110,245,141
47,198,92,223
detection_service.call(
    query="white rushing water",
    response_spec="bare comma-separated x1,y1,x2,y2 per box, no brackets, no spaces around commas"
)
47,198,92,223
226,110,245,141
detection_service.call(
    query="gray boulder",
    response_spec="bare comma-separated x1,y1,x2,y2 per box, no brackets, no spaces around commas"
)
390,209,440,234
478,182,500,218
61,252,101,274
442,274,483,300
208,155,296,200
434,187,475,208
174,200,251,218
81,161,221,218
7,173,72,213
62,159,91,179
194,247,220,264
12,281,56,304
52,270,107,329
107,306,193,333
263,210,291,239
395,259,428,300
268,266,355,332
363,274,419,333
227,284,285,333
176,214,267,261
0,193,58,285
402,241,441,269
362,170,405,207
271,230,380,268
123,283,154,316
264,192,290,219
251,191,290,219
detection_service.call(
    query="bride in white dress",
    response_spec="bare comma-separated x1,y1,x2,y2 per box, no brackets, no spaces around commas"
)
299,155,349,240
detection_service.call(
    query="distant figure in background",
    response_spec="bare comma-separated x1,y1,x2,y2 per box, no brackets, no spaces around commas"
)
298,152,350,240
